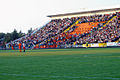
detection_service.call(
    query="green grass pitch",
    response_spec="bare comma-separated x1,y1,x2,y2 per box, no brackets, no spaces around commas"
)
0,48,120,80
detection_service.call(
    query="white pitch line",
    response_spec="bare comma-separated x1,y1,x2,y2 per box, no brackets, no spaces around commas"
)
0,73,120,80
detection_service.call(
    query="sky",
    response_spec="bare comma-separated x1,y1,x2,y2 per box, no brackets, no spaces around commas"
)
0,0,120,33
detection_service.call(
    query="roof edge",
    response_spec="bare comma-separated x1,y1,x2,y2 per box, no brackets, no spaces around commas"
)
47,8,120,18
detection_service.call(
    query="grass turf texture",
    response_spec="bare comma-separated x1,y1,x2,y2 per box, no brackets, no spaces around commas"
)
0,48,120,80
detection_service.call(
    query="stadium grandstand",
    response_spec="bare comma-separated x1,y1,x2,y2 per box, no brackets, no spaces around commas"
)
6,8,120,49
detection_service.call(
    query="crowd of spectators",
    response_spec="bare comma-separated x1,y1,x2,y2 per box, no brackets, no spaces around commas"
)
6,12,120,49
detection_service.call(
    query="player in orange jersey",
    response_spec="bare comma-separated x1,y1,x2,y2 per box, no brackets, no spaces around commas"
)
18,42,22,52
